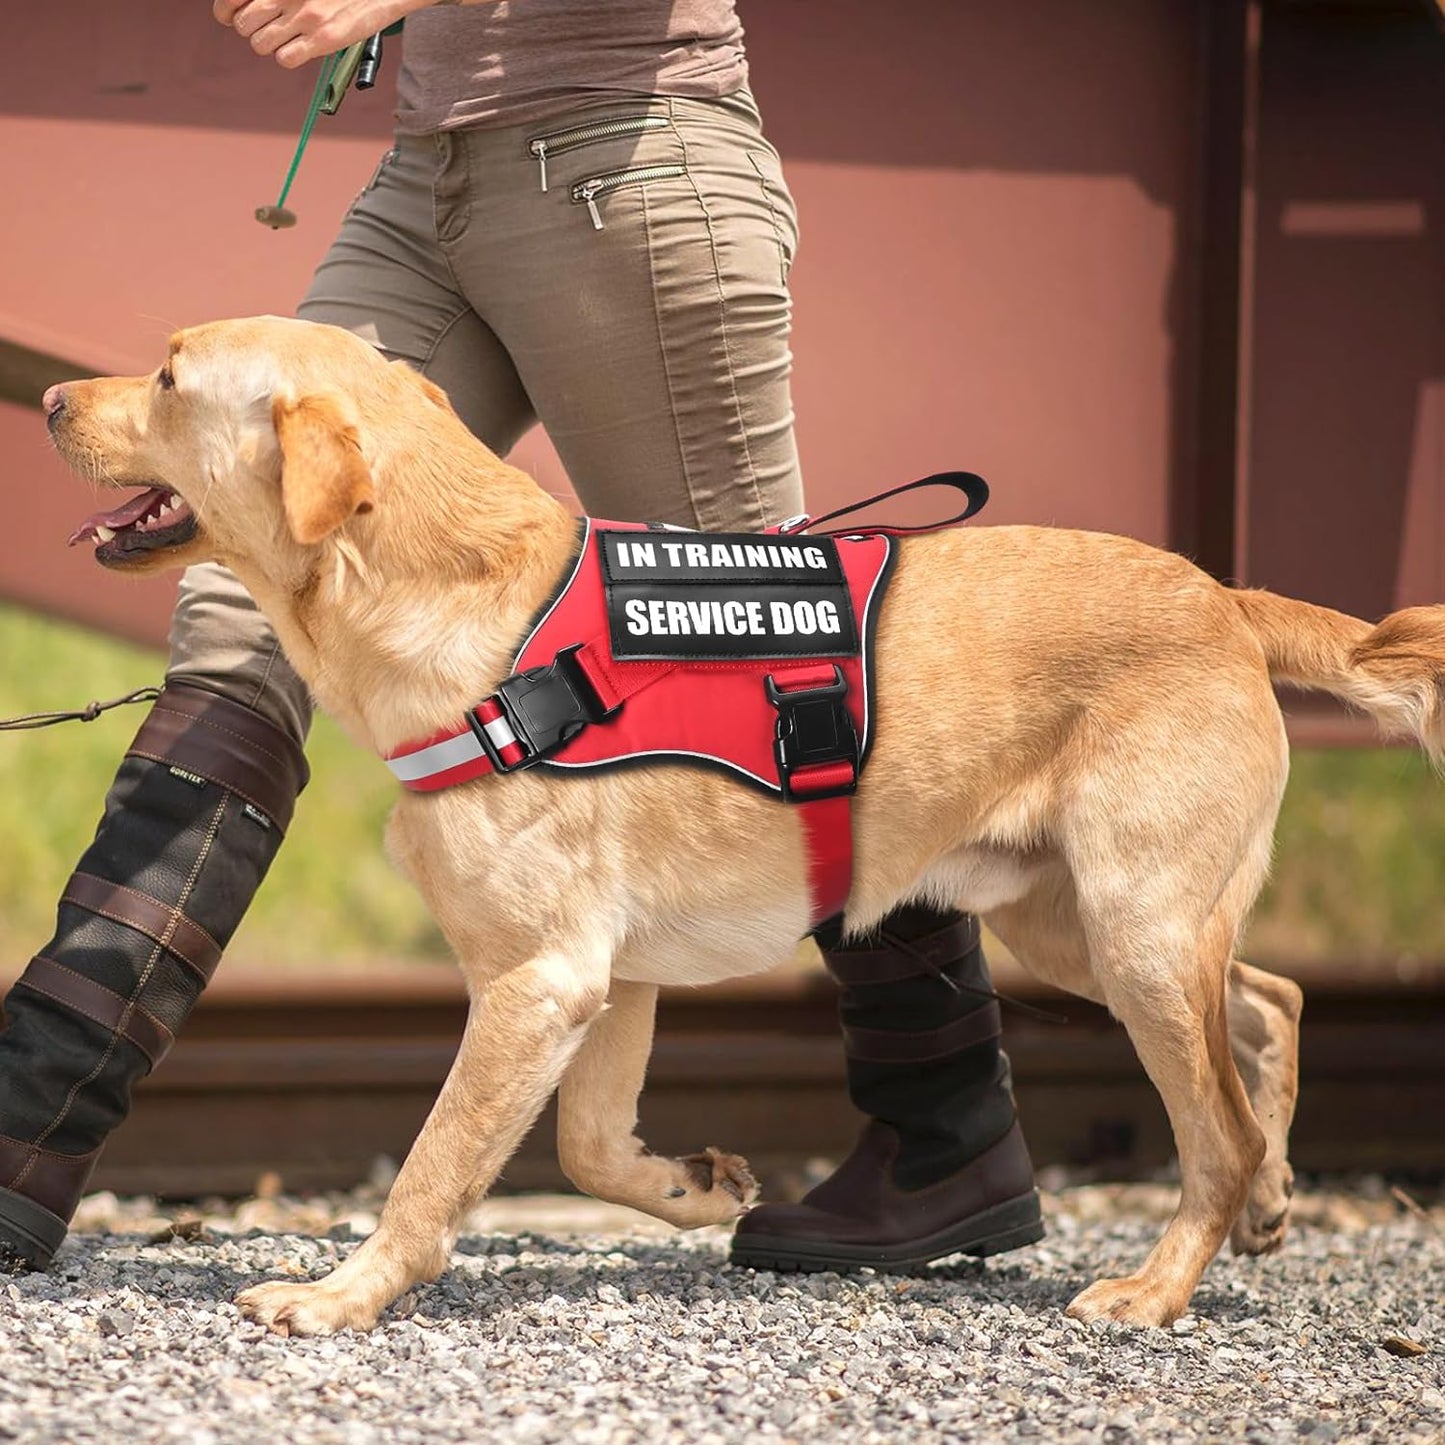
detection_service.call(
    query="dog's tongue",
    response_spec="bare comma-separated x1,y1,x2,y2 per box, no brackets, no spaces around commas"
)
68,487,170,546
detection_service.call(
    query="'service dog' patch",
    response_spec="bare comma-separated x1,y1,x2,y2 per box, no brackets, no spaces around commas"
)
598,530,860,660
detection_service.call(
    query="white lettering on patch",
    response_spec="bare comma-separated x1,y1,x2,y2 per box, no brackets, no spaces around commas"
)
616,536,833,573
615,541,657,568
769,599,842,636
625,596,781,638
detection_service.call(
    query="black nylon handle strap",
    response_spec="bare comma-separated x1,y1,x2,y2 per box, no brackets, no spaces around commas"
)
780,472,990,537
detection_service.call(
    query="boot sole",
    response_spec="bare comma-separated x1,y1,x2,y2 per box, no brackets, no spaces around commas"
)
0,1186,66,1272
728,1189,1045,1274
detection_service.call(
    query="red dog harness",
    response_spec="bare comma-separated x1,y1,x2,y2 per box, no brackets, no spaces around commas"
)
385,474,988,932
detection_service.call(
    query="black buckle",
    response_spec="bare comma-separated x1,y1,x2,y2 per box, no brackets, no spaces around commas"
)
469,646,606,774
765,665,859,802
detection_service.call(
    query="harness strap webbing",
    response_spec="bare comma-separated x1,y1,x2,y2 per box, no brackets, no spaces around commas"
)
570,638,675,715
765,663,858,928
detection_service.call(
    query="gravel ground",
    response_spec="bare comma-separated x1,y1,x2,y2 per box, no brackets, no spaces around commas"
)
1,1178,1440,1444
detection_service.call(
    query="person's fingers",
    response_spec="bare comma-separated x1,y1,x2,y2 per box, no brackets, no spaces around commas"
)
248,12,307,56
233,1,289,40
274,35,316,69
212,0,246,24
225,0,391,68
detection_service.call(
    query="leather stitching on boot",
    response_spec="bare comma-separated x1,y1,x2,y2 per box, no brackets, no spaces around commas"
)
0,1132,101,1164
60,875,221,984
125,691,308,829
14,968,174,1069
148,704,294,770
126,743,286,826
9,795,228,1187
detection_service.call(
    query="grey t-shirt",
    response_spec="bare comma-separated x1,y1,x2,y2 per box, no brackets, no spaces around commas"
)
394,0,748,133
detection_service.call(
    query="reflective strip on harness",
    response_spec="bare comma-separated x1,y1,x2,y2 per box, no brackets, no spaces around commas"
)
475,698,526,769
387,729,486,785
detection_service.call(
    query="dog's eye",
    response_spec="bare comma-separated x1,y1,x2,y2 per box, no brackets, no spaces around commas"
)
157,363,175,391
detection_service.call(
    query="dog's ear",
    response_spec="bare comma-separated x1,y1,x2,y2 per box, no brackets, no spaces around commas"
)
271,394,376,545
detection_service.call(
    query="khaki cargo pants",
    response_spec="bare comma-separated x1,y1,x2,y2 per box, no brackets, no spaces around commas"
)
169,89,803,743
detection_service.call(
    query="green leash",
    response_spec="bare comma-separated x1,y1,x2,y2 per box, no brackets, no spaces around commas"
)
255,49,344,229
256,24,403,230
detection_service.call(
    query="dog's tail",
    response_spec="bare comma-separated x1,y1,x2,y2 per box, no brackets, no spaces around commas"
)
1230,588,1445,764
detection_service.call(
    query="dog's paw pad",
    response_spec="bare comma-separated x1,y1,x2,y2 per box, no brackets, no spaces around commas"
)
683,1151,718,1193
236,1280,377,1338
1230,1212,1290,1257
679,1147,760,1210
1232,1165,1294,1256
1066,1275,1187,1328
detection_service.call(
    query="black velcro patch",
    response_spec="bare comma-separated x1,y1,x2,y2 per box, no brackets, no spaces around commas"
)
599,530,859,661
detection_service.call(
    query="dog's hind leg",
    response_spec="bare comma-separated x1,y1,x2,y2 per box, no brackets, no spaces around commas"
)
556,978,758,1226
1226,959,1303,1256
982,862,1104,1005
1066,894,1266,1327
237,941,612,1336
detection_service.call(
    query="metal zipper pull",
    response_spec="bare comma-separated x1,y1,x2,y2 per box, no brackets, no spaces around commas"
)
571,165,685,230
529,139,549,192
578,181,604,230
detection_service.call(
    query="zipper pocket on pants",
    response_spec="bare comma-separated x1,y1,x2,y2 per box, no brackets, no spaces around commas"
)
572,165,687,230
528,115,671,192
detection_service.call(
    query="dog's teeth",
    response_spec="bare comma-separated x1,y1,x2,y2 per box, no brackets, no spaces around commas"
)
167,494,181,509
95,525,115,542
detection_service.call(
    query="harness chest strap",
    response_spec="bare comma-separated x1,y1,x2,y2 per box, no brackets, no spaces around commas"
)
383,632,670,789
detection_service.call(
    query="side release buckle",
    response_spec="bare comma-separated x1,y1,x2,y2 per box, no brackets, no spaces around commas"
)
469,647,607,773
765,665,860,802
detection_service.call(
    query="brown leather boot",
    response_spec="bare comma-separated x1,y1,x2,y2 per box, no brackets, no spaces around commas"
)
730,907,1043,1272
0,683,307,1270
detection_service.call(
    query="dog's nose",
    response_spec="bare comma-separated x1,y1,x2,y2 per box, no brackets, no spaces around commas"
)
42,384,68,422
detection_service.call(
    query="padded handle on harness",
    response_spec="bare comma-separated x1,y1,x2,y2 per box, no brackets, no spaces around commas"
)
773,471,989,537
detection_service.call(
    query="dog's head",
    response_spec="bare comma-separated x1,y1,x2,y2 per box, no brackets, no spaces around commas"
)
49,316,453,582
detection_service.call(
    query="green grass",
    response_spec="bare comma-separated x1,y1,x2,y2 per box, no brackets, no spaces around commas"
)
0,602,445,969
0,602,1442,970
1248,747,1445,963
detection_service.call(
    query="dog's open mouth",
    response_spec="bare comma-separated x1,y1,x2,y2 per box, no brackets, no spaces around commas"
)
68,486,197,564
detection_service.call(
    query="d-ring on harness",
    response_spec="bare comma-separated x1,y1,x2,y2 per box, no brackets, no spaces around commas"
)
385,473,989,935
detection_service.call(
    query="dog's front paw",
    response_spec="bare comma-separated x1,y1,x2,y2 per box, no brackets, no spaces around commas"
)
236,1279,383,1337
1065,1274,1190,1328
659,1146,759,1227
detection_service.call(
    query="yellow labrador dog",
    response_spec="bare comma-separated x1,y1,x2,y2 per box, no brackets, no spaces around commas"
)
47,317,1445,1335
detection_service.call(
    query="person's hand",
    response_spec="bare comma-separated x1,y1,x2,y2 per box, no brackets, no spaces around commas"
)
213,0,434,70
